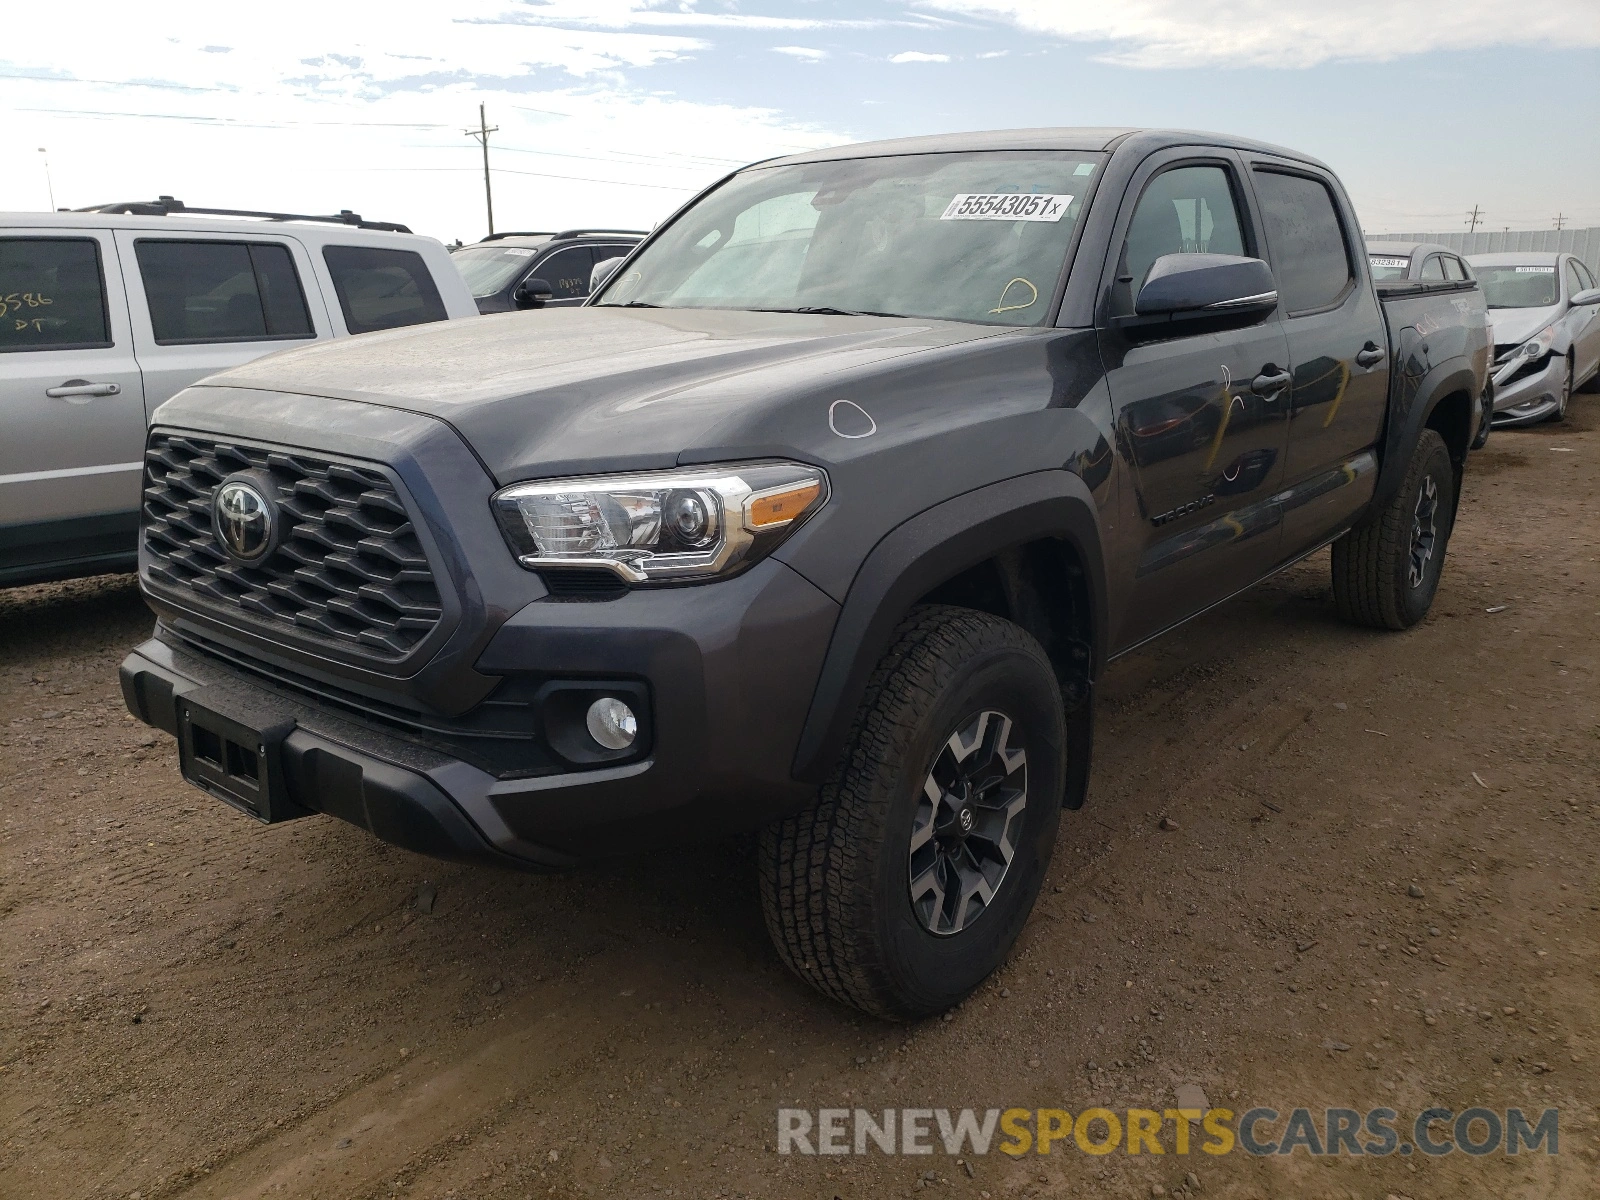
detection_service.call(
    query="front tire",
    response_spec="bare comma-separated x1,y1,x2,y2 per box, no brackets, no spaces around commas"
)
758,606,1066,1019
1546,355,1573,422
1331,427,1456,630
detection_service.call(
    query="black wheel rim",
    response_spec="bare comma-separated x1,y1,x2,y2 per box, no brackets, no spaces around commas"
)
908,709,1027,936
1408,474,1438,589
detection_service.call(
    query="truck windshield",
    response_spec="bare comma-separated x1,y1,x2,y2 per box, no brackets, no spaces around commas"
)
595,151,1102,326
452,244,548,297
1477,265,1559,309
1368,254,1411,280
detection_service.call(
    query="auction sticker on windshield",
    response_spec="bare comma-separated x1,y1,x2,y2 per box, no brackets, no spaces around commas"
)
941,193,1072,222
1370,257,1408,269
1515,266,1555,273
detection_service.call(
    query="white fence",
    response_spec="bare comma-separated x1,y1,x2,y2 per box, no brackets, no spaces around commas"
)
1369,226,1600,274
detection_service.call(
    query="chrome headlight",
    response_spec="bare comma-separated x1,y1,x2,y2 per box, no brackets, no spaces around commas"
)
492,462,828,583
1498,323,1559,364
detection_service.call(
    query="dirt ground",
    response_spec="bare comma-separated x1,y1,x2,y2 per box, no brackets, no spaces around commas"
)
3,398,1598,1200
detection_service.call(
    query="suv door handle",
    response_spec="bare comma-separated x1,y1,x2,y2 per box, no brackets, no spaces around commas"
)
1355,344,1386,368
46,380,121,399
1250,367,1292,396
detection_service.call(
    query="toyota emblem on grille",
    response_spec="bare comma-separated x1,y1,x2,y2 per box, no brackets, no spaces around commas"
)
213,476,278,565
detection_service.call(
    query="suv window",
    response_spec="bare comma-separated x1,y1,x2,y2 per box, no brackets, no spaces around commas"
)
1,237,112,352
322,245,447,334
1252,170,1353,314
1115,164,1247,316
536,246,596,300
1420,255,1446,281
134,240,313,345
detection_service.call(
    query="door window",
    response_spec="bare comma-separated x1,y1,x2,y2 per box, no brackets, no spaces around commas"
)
134,240,313,345
1443,256,1468,281
1575,260,1596,290
0,237,112,352
1565,259,1586,300
1419,255,1446,281
1114,164,1247,315
534,246,597,300
1252,170,1354,314
322,245,448,334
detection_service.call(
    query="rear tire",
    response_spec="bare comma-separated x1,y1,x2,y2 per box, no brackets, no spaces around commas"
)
758,605,1065,1019
1332,428,1456,630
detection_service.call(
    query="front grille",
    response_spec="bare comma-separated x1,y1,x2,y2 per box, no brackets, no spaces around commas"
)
142,433,444,660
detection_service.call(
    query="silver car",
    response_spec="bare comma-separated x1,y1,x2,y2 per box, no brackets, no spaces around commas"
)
1468,251,1600,425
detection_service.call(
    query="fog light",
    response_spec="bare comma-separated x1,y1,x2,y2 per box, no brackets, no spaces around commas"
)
585,697,637,750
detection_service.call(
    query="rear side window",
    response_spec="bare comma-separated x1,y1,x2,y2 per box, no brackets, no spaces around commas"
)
322,245,447,334
535,246,596,300
1253,170,1354,314
0,237,111,352
1444,256,1468,281
135,240,313,344
1420,255,1446,281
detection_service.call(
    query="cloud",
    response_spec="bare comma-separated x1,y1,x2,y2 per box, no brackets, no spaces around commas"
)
916,0,1600,68
771,45,828,61
888,51,952,63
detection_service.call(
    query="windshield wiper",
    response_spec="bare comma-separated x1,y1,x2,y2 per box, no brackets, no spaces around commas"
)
752,305,905,318
607,300,661,308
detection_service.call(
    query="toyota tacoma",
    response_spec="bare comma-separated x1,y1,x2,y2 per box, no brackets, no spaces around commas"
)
120,128,1489,1018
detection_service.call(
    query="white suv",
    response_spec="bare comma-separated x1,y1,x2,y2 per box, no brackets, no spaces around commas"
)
0,199,477,587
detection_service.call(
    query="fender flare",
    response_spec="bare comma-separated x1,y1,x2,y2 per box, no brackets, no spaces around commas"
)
789,470,1107,784
1371,357,1480,515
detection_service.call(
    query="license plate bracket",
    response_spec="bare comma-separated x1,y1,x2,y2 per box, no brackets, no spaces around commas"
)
177,696,298,822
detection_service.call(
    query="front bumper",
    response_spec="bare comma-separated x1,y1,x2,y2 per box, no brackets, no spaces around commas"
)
1490,354,1565,424
121,557,840,868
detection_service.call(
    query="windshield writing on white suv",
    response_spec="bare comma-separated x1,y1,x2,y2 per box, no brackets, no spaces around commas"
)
1477,265,1559,309
595,151,1102,325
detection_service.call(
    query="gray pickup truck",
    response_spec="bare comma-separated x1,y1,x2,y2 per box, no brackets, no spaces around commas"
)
120,128,1489,1017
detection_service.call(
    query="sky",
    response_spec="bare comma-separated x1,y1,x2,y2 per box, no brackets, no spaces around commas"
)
3,0,1598,245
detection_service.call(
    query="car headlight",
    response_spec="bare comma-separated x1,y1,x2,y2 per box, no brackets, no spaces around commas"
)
1498,323,1558,364
492,462,828,583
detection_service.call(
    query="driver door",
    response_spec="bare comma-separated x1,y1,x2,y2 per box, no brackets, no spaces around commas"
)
1097,151,1291,651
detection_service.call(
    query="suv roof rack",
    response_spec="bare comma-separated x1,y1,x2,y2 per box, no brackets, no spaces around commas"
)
552,228,648,239
72,196,412,234
478,231,556,242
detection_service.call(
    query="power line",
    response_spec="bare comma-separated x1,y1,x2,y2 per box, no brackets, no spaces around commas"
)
1466,204,1483,232
1553,213,1567,231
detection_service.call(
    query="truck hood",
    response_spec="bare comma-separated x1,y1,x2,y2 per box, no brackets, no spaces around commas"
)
1488,303,1563,347
204,307,1009,482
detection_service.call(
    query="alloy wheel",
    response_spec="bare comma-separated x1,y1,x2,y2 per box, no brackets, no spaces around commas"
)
908,709,1028,936
1408,475,1439,589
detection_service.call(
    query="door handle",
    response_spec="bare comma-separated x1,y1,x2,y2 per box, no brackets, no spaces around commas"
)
1250,366,1292,396
46,379,121,399
1355,344,1386,368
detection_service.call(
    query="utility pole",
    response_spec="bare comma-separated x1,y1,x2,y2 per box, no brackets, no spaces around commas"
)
38,147,55,211
463,104,499,237
1465,204,1483,233
1552,213,1567,232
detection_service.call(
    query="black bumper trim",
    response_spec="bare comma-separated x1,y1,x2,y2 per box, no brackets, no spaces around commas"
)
120,642,579,870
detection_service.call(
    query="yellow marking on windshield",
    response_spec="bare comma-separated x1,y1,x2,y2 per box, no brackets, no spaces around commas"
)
989,278,1038,314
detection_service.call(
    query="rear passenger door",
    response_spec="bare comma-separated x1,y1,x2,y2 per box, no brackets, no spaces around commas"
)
1565,258,1600,383
1246,160,1388,554
1097,151,1292,649
114,231,327,410
0,231,148,579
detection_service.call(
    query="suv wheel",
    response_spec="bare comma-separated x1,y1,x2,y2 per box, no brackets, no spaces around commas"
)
758,605,1066,1019
1331,428,1456,630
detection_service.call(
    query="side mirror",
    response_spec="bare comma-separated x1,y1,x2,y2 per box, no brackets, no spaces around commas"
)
514,278,554,309
591,256,626,294
1134,253,1278,320
1571,287,1600,307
